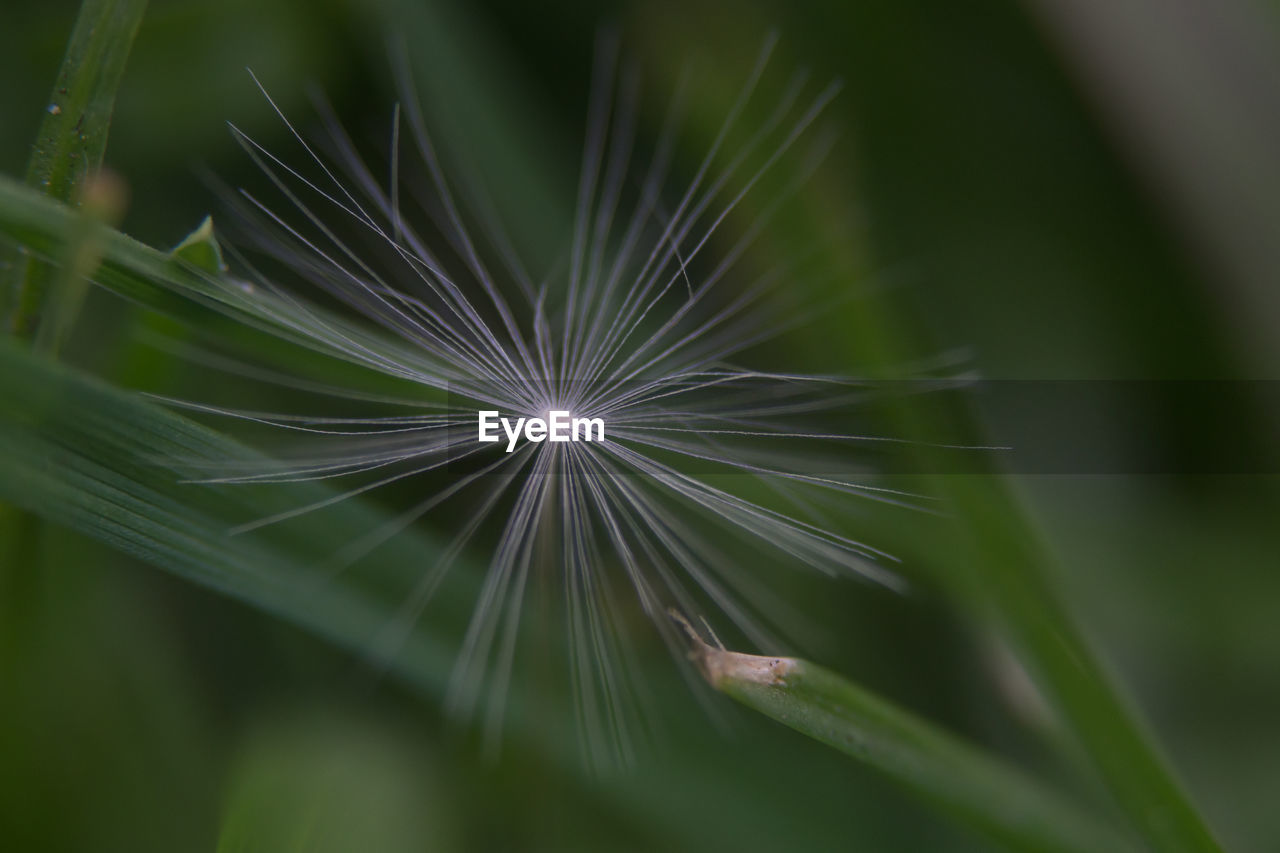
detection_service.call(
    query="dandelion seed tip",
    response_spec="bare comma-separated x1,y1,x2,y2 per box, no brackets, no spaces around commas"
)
669,610,795,690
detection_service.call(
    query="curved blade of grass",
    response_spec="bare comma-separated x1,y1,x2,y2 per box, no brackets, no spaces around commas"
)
795,191,1223,849
682,624,1137,853
0,175,445,402
2,0,148,340
929,471,1223,853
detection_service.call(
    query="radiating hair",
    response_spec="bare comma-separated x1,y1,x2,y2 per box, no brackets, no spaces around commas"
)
163,33,929,767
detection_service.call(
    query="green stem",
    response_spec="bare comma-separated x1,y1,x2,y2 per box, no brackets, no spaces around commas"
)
683,625,1138,853
2,0,147,341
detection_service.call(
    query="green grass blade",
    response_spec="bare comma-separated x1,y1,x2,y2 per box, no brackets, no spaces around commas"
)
3,0,147,340
0,334,460,697
927,473,1224,853
873,389,1224,852
0,175,447,400
685,630,1137,853
795,194,1223,851
22,0,148,199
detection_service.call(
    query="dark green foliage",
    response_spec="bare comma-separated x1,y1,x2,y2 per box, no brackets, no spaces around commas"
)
2,1,1277,850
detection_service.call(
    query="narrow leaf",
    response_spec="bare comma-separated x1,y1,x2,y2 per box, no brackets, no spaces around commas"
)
3,0,148,339
682,621,1138,853
797,184,1223,851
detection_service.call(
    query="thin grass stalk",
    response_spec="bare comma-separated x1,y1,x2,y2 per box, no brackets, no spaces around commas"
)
1,0,147,341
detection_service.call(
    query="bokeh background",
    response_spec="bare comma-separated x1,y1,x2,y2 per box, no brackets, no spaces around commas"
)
2,0,1278,850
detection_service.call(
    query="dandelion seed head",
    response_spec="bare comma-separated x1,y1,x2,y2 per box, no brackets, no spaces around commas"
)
161,31,935,768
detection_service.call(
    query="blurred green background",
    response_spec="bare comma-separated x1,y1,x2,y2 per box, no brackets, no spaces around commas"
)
2,0,1278,850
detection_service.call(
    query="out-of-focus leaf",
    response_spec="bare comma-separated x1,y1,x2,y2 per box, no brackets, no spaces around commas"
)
1023,0,1280,377
216,713,457,853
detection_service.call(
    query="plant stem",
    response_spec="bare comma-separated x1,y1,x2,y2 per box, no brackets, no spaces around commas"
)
0,0,147,690
681,622,1138,853
2,0,147,341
